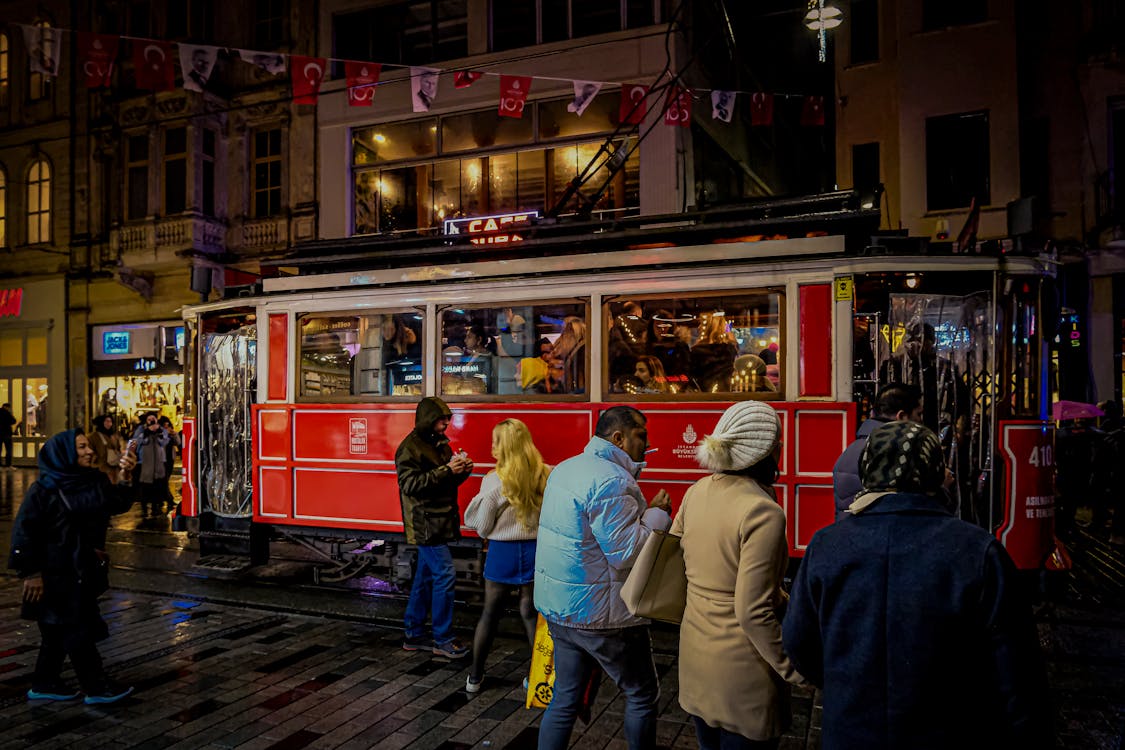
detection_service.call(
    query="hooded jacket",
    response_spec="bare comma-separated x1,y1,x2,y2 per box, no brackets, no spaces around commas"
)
395,397,470,546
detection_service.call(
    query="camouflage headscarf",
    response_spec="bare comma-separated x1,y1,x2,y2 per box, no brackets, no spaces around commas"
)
859,420,945,495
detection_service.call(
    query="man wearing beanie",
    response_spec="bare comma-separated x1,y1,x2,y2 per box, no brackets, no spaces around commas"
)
396,397,473,659
784,421,1052,750
534,405,671,750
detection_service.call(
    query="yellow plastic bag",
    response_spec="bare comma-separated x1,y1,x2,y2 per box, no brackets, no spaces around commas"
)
526,614,555,709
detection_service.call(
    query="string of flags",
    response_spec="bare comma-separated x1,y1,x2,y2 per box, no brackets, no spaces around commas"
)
17,23,827,127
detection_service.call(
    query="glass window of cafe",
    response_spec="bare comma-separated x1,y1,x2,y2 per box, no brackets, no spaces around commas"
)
351,98,640,235
0,326,50,439
604,292,783,398
298,311,425,400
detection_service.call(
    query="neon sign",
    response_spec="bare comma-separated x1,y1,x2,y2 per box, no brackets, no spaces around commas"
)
0,288,23,318
443,211,538,245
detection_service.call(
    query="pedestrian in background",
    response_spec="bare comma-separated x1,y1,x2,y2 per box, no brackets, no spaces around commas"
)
783,421,1052,750
8,428,137,704
87,415,123,482
0,402,17,469
463,418,550,692
396,396,473,659
157,416,182,511
134,412,170,517
672,401,807,750
1095,401,1125,546
534,405,671,750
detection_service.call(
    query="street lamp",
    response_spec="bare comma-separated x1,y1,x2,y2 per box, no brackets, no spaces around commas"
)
805,0,843,62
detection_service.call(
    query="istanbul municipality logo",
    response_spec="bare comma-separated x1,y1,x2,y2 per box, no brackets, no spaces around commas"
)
673,425,698,459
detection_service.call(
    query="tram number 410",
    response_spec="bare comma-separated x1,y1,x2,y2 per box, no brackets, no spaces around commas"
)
1027,445,1053,468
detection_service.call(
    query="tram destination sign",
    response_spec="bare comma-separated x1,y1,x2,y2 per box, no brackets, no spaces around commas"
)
443,211,538,245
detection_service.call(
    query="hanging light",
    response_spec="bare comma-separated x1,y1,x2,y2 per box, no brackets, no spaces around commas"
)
805,0,843,62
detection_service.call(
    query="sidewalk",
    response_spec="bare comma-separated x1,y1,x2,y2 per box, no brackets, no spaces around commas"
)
0,577,820,750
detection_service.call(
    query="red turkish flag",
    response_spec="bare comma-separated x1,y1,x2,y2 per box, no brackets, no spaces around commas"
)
749,92,774,126
498,75,532,119
78,33,118,88
620,84,649,125
133,40,174,91
801,95,826,126
291,55,326,104
346,62,381,107
454,70,483,88
664,86,692,127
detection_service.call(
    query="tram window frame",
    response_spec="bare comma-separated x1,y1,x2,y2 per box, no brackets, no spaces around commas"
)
436,299,591,402
295,310,426,402
601,290,786,402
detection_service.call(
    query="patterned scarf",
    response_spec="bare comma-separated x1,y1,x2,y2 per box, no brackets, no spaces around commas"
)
859,421,945,495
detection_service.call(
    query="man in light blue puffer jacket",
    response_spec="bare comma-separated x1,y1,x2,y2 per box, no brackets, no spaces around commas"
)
534,405,672,750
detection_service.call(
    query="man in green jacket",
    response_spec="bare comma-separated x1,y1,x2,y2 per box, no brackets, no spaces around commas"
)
396,397,473,658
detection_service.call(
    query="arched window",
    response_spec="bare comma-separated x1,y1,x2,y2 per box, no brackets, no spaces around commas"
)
27,159,50,244
0,168,6,247
0,33,9,106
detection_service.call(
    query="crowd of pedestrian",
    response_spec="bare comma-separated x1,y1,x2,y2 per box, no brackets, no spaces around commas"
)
1056,400,1125,546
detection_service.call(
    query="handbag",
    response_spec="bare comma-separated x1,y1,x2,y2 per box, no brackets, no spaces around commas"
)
620,529,687,624
525,614,601,721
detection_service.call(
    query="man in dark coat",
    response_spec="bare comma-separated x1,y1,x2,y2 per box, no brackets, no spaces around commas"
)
396,397,473,658
832,384,921,520
0,402,17,468
784,421,1052,750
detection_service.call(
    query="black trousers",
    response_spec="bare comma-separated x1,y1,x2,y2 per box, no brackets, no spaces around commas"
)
0,435,12,466
33,622,106,693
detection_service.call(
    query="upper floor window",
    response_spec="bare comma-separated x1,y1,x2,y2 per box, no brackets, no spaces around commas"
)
254,0,287,49
27,159,51,244
167,0,214,41
333,1,467,71
922,0,986,31
0,33,9,106
253,128,282,218
127,134,149,220
492,0,657,52
926,110,990,211
129,0,155,37
0,168,6,247
164,128,188,214
27,22,56,102
202,129,217,216
849,0,879,64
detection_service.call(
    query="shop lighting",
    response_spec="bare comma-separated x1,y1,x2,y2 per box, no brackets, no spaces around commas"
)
373,133,386,143
804,1,842,30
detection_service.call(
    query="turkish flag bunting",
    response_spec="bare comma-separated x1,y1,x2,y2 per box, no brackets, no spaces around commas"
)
664,87,692,127
454,70,483,88
78,32,118,88
801,95,826,126
619,85,648,125
291,56,327,104
346,62,382,107
498,75,532,119
749,93,774,126
132,40,175,91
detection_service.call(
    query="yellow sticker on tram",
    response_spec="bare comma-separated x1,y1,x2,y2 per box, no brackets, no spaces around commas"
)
834,277,854,301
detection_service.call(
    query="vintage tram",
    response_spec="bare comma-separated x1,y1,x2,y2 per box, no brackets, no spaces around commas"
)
177,191,1062,584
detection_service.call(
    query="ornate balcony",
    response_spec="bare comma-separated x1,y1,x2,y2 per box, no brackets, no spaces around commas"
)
110,214,228,270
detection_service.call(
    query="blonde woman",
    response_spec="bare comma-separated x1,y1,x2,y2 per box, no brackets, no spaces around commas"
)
464,418,550,692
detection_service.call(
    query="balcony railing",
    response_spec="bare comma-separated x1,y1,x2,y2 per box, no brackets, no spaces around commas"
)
110,214,227,267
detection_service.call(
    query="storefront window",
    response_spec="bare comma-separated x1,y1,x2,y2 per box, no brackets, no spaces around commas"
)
24,378,48,436
93,375,184,434
439,302,588,397
353,120,438,165
605,293,783,397
298,311,425,399
26,328,47,365
442,110,533,154
0,328,20,366
539,95,620,140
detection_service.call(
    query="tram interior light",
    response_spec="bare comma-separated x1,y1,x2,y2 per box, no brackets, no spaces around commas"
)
905,274,920,289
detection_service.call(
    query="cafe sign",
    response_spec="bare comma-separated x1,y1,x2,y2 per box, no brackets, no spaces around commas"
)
443,211,538,245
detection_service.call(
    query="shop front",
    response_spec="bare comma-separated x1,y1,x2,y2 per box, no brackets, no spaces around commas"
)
89,320,185,437
0,280,66,465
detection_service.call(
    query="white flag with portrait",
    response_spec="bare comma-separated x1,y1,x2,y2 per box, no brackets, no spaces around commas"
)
236,49,287,76
411,66,441,113
179,45,219,92
711,90,736,123
567,80,602,117
20,24,61,77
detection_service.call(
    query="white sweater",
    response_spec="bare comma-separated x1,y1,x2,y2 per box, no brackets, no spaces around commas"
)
464,471,539,541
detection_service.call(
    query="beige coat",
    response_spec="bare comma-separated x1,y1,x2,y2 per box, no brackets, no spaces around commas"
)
670,473,805,740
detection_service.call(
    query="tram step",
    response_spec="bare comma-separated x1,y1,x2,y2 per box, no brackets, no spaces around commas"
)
193,554,253,573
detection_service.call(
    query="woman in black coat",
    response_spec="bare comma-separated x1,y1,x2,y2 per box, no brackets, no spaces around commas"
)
8,428,137,704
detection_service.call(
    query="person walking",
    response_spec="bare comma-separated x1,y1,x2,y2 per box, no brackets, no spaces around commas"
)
87,414,123,482
672,401,807,750
0,402,17,468
396,396,473,659
134,413,170,516
783,421,1052,750
534,405,672,750
8,428,137,704
463,418,550,692
157,416,182,511
832,384,921,520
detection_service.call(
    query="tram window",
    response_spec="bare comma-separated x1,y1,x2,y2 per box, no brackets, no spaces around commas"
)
298,312,424,400
438,303,587,398
605,292,782,397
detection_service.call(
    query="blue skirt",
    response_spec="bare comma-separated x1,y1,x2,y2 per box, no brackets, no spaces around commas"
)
483,539,537,585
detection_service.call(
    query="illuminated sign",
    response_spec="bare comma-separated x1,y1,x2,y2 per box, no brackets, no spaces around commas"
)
443,211,538,245
0,287,23,318
103,331,132,355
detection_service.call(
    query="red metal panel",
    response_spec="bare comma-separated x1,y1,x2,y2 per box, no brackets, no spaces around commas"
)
267,314,288,401
181,417,197,517
798,284,833,397
293,468,405,527
259,467,292,519
258,408,291,460
293,409,415,461
793,484,835,549
793,409,850,475
996,421,1060,570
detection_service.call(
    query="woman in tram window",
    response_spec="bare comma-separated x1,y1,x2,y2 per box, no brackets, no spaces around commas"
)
463,418,550,693
647,310,692,388
671,401,808,749
690,313,738,393
634,355,671,394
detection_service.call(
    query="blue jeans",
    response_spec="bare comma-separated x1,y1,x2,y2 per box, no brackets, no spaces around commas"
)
692,716,780,750
404,544,456,645
538,622,659,750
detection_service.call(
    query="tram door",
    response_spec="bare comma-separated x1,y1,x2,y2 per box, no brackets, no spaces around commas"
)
198,319,257,517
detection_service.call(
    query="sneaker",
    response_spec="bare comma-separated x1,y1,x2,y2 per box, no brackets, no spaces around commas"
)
27,685,81,701
403,634,430,651
523,677,529,691
432,639,470,659
465,675,482,693
84,685,134,705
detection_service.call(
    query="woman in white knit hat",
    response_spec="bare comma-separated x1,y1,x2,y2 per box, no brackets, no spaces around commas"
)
463,418,550,693
669,401,807,749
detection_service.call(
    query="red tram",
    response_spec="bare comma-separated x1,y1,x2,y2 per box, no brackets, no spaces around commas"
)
177,192,1062,583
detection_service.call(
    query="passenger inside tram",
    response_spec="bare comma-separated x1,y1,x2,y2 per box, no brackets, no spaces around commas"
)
690,313,739,393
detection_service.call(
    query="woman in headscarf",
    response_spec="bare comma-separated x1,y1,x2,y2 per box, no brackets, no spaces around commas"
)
671,401,807,749
8,428,137,704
